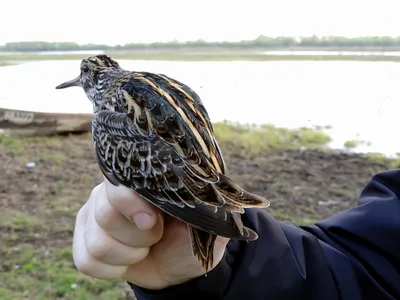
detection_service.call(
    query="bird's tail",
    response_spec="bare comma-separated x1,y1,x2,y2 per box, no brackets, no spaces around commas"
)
188,225,217,273
215,172,270,209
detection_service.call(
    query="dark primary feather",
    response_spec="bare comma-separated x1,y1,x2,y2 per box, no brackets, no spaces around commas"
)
60,55,270,272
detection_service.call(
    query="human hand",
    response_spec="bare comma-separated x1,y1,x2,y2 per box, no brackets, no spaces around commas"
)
72,179,229,290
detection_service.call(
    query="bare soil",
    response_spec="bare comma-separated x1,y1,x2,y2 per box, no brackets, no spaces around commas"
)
0,133,392,299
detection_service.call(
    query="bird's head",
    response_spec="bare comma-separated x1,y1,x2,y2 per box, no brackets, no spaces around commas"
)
56,54,123,108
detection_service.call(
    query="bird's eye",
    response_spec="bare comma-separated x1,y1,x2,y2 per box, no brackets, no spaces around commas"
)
82,65,90,74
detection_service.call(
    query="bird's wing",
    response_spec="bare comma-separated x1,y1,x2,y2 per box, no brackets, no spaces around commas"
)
92,110,258,240
118,72,269,208
118,72,226,180
92,72,269,239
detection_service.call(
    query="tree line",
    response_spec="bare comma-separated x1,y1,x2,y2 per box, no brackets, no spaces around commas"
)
3,35,400,52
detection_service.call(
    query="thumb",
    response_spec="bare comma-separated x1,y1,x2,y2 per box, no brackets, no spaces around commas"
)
103,177,161,231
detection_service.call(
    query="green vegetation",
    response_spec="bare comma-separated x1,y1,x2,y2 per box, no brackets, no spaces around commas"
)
364,152,400,169
0,133,25,156
340,139,400,168
344,140,359,149
213,121,332,154
0,245,128,300
0,133,132,300
4,36,400,52
343,139,372,149
3,36,400,66
0,122,396,299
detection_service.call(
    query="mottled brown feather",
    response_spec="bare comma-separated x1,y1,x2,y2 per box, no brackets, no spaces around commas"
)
56,55,270,273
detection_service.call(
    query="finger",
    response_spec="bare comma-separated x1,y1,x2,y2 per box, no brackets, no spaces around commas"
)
104,178,160,230
85,185,150,265
96,180,164,247
72,187,127,279
95,194,164,247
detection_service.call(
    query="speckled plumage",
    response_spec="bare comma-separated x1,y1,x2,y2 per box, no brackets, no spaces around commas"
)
56,54,270,272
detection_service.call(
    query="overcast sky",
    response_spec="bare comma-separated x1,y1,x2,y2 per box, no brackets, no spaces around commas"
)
1,0,398,45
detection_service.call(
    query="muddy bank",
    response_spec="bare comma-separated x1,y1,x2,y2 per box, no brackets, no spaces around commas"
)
0,133,391,233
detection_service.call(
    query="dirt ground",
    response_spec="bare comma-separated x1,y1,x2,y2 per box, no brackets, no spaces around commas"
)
0,133,393,299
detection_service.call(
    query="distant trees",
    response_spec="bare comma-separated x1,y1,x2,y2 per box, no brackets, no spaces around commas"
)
3,36,400,52
0,41,112,52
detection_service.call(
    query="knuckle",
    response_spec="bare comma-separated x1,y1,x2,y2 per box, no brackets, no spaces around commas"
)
72,247,96,276
94,204,116,231
74,259,91,274
95,213,114,232
75,261,103,278
78,262,125,280
85,235,112,260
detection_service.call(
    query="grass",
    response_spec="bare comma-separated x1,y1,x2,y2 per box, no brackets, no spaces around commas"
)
343,139,372,149
0,134,26,156
0,133,133,300
213,121,332,155
3,50,400,66
0,246,128,300
364,152,400,169
0,211,40,231
0,123,396,299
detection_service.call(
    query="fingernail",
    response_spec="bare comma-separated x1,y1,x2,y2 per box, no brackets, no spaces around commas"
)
133,213,154,230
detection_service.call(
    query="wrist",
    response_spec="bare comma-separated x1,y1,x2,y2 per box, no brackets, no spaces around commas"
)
129,248,233,299
171,236,229,286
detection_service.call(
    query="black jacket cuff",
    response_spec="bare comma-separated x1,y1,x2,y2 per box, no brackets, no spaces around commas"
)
129,249,233,299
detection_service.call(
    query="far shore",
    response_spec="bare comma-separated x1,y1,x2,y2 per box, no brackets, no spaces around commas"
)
2,49,400,67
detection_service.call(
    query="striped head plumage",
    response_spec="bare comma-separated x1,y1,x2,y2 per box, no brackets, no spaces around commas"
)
56,55,124,111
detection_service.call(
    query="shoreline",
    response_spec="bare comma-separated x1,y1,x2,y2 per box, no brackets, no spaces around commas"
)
0,116,398,166
2,50,400,66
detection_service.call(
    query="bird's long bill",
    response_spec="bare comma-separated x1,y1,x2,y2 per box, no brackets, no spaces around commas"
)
55,76,81,89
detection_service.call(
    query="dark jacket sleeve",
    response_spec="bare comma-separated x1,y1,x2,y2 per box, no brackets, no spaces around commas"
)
129,169,400,300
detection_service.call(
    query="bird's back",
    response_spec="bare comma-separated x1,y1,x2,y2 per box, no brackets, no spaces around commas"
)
91,70,269,240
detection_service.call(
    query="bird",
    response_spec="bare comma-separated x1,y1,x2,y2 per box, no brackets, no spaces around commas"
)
55,54,270,272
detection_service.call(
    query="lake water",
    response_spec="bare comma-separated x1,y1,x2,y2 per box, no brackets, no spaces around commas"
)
1,59,399,156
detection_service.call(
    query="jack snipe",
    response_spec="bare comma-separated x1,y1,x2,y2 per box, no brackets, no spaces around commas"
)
56,55,270,272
